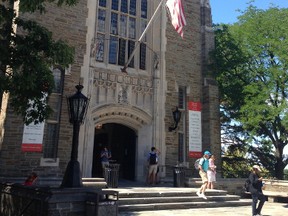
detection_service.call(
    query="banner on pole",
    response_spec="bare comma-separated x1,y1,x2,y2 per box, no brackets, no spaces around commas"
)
188,101,202,158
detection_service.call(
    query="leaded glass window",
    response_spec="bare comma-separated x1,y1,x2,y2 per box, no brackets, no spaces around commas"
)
96,34,105,62
120,15,127,37
95,0,148,70
110,13,118,35
43,67,64,159
98,9,106,33
109,36,118,64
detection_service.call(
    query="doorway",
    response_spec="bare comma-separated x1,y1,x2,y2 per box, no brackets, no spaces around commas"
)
92,123,137,181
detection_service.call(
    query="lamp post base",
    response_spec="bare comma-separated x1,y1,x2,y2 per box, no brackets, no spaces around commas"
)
61,160,83,188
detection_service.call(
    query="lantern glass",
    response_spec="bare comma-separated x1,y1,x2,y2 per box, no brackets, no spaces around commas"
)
173,107,181,124
67,85,89,124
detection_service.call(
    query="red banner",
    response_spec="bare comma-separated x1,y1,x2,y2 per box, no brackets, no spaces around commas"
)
188,102,202,158
22,122,44,152
22,144,42,152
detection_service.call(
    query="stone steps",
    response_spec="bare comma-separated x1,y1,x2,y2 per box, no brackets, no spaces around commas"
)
119,194,241,205
118,200,251,212
107,186,251,212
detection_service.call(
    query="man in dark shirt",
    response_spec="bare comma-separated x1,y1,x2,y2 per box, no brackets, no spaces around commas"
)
248,165,266,216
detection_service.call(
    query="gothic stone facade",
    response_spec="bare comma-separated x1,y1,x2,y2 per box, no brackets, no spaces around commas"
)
0,0,220,182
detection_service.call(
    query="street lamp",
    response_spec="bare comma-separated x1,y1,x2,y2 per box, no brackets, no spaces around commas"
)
61,84,89,187
168,106,181,132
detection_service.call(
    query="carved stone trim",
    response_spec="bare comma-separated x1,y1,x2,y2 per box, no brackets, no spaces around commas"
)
91,104,152,130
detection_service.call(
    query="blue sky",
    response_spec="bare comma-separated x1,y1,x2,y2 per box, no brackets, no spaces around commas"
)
210,0,288,24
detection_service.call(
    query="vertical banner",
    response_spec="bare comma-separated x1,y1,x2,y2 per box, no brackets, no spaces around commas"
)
22,122,45,152
188,101,202,158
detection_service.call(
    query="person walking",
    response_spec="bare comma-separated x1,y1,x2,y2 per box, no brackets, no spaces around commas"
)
196,150,211,199
207,154,216,189
248,165,266,216
147,147,160,185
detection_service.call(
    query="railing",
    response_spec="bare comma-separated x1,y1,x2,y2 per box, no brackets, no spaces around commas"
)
0,182,51,216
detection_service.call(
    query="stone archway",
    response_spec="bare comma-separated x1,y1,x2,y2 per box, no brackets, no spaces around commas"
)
92,123,137,180
90,104,152,181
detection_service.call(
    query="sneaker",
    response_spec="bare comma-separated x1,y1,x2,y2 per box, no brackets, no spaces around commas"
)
202,194,207,200
196,191,201,197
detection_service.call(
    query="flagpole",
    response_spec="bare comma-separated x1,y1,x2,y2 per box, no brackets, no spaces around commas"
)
121,0,166,73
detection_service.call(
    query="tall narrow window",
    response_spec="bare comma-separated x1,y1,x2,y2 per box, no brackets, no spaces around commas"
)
140,43,146,70
95,0,148,70
96,34,105,62
178,132,184,162
43,67,64,159
178,86,186,109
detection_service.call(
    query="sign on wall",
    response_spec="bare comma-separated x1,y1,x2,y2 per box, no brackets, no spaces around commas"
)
22,122,45,152
188,101,202,158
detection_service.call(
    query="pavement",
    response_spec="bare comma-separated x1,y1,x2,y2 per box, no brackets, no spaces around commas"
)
118,202,287,216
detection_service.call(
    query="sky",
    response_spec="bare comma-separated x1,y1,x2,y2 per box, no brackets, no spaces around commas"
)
210,0,288,156
210,0,288,24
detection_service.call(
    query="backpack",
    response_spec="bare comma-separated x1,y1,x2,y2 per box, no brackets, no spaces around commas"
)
194,158,202,170
244,178,250,192
149,153,157,165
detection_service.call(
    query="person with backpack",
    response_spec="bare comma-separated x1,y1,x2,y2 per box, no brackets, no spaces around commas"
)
248,165,266,216
146,147,160,185
196,150,211,199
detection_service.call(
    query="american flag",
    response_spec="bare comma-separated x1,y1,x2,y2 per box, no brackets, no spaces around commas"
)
166,0,187,38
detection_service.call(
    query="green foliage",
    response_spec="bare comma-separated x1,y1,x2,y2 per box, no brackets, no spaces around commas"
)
0,0,75,124
284,169,288,180
211,6,288,179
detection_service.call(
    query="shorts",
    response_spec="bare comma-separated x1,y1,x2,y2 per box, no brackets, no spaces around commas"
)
199,170,208,183
148,164,158,175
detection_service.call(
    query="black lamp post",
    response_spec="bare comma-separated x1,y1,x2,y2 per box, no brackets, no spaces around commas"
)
61,84,89,187
168,106,181,132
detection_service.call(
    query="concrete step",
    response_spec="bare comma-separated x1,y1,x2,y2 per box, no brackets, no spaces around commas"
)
118,199,252,212
119,194,241,205
118,190,228,198
82,177,106,182
110,187,251,212
82,178,107,188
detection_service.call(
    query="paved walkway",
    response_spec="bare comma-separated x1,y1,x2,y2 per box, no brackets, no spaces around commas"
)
118,202,287,216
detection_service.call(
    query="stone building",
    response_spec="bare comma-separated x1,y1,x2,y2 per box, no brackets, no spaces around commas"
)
0,0,220,183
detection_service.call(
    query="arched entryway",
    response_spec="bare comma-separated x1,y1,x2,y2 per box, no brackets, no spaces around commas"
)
92,123,137,181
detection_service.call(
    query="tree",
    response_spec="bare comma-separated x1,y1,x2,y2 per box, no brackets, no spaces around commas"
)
210,6,288,179
0,0,77,124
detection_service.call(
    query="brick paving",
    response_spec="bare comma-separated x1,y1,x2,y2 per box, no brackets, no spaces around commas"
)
119,202,287,216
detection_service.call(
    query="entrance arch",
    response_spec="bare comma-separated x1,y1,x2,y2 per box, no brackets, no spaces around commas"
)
92,123,137,181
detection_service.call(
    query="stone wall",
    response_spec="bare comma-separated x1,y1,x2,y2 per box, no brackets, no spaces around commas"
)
0,1,88,177
0,182,118,216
